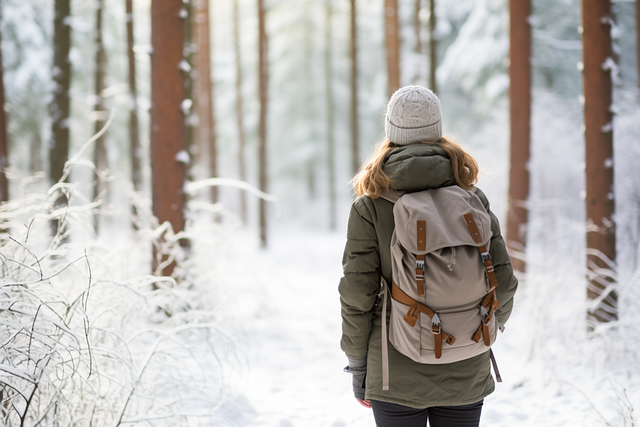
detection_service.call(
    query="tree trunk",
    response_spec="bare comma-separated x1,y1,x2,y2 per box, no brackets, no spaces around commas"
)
506,0,531,273
126,0,141,194
0,15,8,203
50,0,71,192
350,0,359,176
233,0,247,222
637,0,640,90
183,0,195,183
195,0,217,203
258,0,269,247
325,0,336,230
581,0,617,327
93,0,107,232
413,0,421,84
428,0,437,92
151,0,187,276
384,0,400,97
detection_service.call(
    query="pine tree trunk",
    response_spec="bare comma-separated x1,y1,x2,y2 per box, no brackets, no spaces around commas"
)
350,0,359,176
50,0,72,210
93,0,107,232
233,0,247,222
0,17,8,203
151,0,187,276
258,0,269,247
384,0,400,97
581,0,617,327
413,0,421,84
183,0,195,183
428,0,436,92
506,0,531,273
126,0,141,194
325,0,336,230
195,0,217,203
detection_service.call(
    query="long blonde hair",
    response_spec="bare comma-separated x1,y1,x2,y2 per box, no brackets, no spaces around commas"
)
351,137,479,199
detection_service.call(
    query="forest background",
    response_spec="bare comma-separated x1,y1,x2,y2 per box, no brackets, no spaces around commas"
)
1,0,639,425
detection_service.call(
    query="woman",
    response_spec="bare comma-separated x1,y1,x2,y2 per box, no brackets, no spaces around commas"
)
339,86,518,427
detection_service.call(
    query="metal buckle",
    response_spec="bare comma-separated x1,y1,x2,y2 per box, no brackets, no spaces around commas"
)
479,305,491,326
431,313,441,334
416,260,425,270
481,252,492,262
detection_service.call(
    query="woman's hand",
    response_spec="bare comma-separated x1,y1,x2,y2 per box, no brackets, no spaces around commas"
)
356,399,372,408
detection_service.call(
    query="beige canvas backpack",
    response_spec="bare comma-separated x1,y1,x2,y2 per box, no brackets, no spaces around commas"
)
379,186,501,391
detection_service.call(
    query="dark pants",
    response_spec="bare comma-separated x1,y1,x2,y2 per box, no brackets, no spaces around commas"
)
370,399,483,427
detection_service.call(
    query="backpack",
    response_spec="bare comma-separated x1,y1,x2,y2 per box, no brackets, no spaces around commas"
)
378,186,501,391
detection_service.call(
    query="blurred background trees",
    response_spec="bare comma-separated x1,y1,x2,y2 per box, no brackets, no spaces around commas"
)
0,0,638,327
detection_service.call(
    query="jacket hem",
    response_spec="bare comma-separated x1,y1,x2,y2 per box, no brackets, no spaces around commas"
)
364,386,494,409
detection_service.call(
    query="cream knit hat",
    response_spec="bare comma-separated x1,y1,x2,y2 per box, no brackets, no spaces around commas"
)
384,85,442,145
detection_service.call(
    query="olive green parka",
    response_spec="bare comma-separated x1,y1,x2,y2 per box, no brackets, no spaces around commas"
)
339,143,518,408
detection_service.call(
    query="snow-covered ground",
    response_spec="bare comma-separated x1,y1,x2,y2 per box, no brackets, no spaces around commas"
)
211,221,639,427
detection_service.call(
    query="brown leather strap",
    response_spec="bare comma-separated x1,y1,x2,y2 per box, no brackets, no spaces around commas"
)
433,331,442,359
416,254,425,297
417,220,426,251
391,282,456,355
463,213,499,290
391,281,436,319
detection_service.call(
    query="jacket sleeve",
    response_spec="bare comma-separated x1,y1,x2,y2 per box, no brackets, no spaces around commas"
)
339,198,381,359
474,188,518,327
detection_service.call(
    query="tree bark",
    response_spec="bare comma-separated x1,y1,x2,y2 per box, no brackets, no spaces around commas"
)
0,15,8,203
50,0,71,187
151,0,187,276
581,0,617,326
93,0,107,232
506,0,531,273
413,0,422,85
258,0,269,247
384,0,400,97
325,0,336,230
126,0,141,194
428,0,437,92
233,0,247,222
350,0,359,176
194,0,217,203
183,0,195,183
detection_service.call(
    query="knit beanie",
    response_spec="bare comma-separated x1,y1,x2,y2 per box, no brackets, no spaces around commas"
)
384,85,442,145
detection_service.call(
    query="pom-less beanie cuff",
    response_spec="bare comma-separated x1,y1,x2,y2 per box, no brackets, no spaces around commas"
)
384,85,443,145
385,118,442,145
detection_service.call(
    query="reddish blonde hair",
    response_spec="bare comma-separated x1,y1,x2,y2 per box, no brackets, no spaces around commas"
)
351,137,479,199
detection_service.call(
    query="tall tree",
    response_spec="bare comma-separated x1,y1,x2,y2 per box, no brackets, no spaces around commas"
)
428,0,437,92
183,0,195,182
385,0,400,97
93,0,107,231
506,0,531,273
194,0,217,203
151,0,187,275
126,0,141,194
581,0,617,326
325,0,336,229
258,0,269,247
413,0,422,84
350,0,359,176
233,0,248,222
50,0,72,211
0,13,8,203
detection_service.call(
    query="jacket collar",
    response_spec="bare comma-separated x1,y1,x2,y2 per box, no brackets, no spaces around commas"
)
382,143,456,192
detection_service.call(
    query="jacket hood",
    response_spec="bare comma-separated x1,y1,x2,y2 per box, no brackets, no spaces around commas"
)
382,143,455,192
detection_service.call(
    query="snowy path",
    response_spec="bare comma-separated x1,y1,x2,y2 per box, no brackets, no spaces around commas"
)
216,228,372,427
211,226,638,427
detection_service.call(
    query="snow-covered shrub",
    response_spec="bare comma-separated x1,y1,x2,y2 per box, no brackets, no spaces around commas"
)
0,182,237,426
